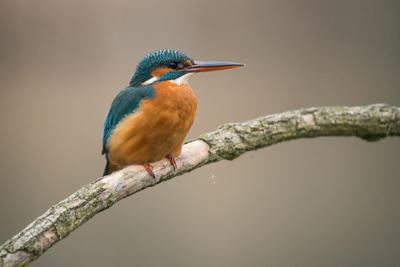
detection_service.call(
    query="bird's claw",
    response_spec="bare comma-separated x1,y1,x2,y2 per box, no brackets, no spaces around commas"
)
143,163,155,178
166,155,177,170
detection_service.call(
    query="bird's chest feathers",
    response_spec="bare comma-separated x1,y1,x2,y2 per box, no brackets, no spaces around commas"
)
107,82,197,164
146,81,197,119
138,82,197,148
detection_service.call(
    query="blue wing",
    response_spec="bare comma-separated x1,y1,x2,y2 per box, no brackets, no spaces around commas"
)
102,85,155,154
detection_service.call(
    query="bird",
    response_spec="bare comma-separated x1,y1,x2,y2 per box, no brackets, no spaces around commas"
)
102,49,244,177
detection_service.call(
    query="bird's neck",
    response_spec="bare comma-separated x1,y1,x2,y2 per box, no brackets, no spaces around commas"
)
167,73,193,85
140,72,193,87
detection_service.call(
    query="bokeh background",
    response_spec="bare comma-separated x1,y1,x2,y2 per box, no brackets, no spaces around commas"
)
1,0,399,266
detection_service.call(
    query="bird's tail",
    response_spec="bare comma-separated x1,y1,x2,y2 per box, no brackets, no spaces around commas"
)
103,160,110,176
103,155,118,176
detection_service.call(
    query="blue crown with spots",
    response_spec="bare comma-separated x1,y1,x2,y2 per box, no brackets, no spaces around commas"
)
130,49,193,86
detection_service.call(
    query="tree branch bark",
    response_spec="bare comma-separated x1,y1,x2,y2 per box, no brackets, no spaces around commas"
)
1,104,399,267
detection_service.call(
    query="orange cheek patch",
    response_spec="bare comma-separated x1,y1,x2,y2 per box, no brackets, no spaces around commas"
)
151,67,173,77
184,60,193,67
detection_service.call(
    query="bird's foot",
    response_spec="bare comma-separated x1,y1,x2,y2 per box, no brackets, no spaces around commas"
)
143,163,155,178
166,155,177,170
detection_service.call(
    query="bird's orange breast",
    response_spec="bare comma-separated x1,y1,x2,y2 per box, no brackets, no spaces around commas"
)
107,81,197,168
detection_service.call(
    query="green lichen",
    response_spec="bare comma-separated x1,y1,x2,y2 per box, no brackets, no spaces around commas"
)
54,182,118,239
201,104,400,163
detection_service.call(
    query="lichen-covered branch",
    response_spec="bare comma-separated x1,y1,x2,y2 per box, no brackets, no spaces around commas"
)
1,104,399,267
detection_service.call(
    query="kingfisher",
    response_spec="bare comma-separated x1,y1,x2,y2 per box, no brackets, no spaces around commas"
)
102,49,244,177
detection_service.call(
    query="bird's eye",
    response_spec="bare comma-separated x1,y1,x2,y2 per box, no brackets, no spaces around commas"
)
169,62,178,68
169,61,184,69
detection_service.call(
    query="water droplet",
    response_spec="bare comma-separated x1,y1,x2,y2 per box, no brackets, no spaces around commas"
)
211,174,216,184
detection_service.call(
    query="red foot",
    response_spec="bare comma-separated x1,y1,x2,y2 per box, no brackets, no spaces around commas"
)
143,163,155,178
166,155,177,170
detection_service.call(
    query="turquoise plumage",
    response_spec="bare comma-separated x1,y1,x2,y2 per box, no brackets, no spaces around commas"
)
102,49,243,176
102,86,155,155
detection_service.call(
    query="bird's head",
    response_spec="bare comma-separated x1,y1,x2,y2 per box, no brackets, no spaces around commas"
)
129,49,244,86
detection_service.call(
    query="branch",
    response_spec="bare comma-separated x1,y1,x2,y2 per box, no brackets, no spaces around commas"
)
1,104,399,267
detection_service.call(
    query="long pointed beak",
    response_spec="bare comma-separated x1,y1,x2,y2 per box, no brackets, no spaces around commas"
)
185,61,245,73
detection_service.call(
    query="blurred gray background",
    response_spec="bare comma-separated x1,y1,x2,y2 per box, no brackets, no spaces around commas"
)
1,0,399,266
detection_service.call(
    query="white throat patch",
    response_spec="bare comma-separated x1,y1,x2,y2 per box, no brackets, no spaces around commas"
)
141,73,193,86
171,73,194,85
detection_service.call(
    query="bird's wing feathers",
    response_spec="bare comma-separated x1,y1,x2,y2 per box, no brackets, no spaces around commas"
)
102,86,155,154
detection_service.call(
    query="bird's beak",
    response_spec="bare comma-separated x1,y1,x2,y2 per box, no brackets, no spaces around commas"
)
184,61,245,73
